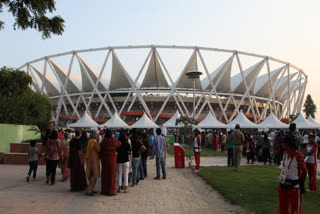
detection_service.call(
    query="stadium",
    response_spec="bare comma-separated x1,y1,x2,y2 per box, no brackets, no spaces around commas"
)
18,45,307,126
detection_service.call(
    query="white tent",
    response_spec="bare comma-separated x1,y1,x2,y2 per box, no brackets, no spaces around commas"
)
162,111,183,128
131,113,159,128
291,113,318,129
195,112,228,128
100,113,130,129
307,115,320,129
259,111,288,129
227,111,260,129
69,111,99,128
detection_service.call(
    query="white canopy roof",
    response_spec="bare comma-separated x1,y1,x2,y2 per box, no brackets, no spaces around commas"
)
131,113,159,128
69,111,99,128
228,111,260,129
291,113,318,129
162,111,183,128
195,112,228,128
307,115,320,128
100,113,130,129
259,111,288,129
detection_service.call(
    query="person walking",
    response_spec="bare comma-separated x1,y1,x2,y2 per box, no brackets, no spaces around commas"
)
226,131,234,167
44,130,62,185
304,134,318,192
116,130,131,193
151,128,167,179
278,133,307,214
26,140,38,182
69,129,87,191
85,130,101,196
231,124,245,172
193,128,202,173
100,129,121,196
61,133,70,181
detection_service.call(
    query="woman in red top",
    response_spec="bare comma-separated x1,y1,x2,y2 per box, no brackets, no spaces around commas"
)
100,129,121,196
304,134,318,191
279,133,307,214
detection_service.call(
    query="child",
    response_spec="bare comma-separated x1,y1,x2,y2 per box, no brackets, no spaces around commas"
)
27,140,38,182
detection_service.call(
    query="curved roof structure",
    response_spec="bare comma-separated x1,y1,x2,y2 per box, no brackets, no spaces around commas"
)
195,112,227,128
259,111,288,129
18,45,307,125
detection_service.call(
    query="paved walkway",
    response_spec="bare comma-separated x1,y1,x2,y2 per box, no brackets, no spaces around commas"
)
0,156,245,214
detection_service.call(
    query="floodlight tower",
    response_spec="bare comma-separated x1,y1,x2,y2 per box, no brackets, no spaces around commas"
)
185,69,202,120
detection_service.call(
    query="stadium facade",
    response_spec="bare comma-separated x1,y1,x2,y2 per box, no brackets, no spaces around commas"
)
18,45,307,126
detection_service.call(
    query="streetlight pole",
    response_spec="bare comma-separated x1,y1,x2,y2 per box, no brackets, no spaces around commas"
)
186,70,202,120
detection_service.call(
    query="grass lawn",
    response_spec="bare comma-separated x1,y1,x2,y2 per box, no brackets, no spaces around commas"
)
198,165,320,214
168,144,226,157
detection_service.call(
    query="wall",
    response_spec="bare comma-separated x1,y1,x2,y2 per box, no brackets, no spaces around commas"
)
0,124,41,152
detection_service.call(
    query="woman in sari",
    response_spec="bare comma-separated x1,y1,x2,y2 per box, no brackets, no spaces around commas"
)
85,130,101,196
61,132,70,181
69,129,87,191
100,129,121,196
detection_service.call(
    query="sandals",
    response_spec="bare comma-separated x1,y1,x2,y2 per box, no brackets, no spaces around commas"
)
85,192,94,196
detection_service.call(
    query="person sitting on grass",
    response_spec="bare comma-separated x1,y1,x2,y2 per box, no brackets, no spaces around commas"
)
26,140,38,182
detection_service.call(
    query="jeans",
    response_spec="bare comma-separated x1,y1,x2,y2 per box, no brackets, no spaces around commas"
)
141,156,148,177
227,148,234,167
132,157,140,185
156,157,166,178
138,158,145,179
28,160,38,178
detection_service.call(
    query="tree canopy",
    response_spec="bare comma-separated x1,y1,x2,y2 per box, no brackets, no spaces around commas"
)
0,0,65,39
303,94,317,119
0,66,53,132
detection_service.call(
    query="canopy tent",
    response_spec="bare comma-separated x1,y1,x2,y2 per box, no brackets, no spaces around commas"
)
291,113,318,129
259,111,288,129
131,113,159,129
227,111,260,129
307,115,320,129
162,111,183,128
195,112,228,128
69,111,99,128
100,113,130,129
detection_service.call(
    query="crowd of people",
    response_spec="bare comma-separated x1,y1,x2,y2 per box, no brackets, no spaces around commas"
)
26,127,169,196
25,123,318,213
188,123,318,214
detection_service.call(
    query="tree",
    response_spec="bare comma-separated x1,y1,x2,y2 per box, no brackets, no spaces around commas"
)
175,116,198,144
303,94,317,119
0,66,53,134
0,0,65,39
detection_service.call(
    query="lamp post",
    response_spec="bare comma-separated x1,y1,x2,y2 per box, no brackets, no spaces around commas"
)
185,70,202,120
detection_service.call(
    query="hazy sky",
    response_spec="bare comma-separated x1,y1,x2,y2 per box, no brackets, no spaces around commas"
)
1,0,320,121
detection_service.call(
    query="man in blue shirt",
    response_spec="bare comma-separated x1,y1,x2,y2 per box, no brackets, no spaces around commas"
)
149,131,155,147
150,128,167,179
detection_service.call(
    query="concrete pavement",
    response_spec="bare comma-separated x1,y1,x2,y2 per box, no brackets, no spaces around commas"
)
0,156,245,214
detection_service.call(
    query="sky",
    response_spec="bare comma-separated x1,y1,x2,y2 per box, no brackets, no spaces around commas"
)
1,0,320,121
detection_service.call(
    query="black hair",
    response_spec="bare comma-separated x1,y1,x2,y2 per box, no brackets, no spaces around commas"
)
105,129,112,138
156,128,162,135
75,129,81,137
30,140,36,147
50,130,58,140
